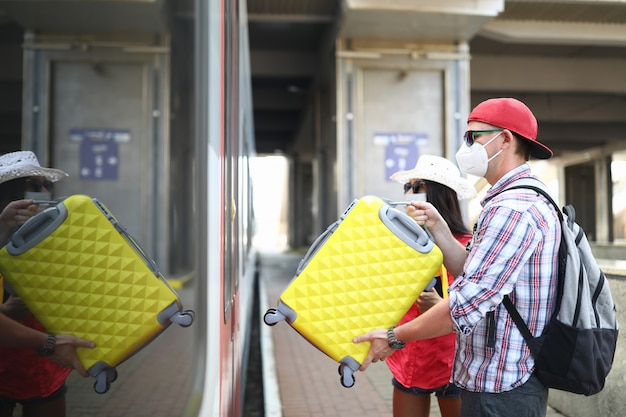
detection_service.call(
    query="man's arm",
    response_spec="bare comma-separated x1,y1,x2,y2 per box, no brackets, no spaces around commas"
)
0,312,95,377
353,299,455,371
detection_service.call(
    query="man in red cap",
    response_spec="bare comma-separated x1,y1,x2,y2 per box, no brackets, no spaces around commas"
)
354,98,559,417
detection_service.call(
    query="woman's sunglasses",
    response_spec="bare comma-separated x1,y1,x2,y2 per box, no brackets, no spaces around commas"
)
403,180,425,194
463,129,503,147
25,178,54,191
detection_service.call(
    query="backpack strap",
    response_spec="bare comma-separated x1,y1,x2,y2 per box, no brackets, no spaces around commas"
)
493,177,563,222
502,296,535,342
496,177,564,354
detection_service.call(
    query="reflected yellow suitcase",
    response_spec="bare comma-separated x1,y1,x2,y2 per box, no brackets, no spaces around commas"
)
0,195,194,394
264,195,443,387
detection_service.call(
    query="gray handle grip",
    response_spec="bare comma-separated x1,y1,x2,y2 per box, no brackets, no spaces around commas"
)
7,203,68,254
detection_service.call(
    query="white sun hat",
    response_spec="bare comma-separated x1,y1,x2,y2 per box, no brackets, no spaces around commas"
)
389,155,477,200
0,151,68,185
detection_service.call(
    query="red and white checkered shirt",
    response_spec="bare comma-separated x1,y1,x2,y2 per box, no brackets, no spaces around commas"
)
449,164,560,393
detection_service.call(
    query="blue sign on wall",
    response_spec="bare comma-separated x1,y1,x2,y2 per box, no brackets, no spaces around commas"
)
71,129,127,180
375,132,428,181
385,143,418,179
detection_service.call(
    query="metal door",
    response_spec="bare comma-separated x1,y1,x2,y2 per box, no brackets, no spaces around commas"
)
50,61,146,238
22,43,170,268
565,163,597,240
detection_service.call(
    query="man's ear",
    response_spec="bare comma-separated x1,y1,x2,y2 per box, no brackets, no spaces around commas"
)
501,129,514,148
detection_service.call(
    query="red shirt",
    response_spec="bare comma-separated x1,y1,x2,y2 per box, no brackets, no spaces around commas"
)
0,315,71,400
385,233,472,389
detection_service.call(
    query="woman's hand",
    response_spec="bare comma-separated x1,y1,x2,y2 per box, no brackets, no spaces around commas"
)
405,201,445,230
416,288,443,313
0,199,37,244
0,296,32,321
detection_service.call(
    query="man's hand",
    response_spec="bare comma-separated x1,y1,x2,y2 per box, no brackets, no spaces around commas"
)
51,334,96,377
352,328,392,371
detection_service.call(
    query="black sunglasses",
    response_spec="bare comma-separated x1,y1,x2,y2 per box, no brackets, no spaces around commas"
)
403,181,426,194
25,178,54,191
463,129,503,147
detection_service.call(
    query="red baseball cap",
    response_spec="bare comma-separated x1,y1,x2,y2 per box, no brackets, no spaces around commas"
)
468,98,553,159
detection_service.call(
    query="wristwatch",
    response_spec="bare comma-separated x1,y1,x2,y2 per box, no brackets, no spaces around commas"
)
36,332,56,356
387,327,405,350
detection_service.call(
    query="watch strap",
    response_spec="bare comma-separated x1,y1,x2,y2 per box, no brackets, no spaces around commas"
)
387,326,405,350
36,332,56,356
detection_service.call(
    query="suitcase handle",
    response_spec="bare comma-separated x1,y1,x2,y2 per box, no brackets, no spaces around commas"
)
6,203,68,255
380,204,436,254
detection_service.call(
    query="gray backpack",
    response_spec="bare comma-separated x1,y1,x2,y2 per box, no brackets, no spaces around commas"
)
500,178,619,395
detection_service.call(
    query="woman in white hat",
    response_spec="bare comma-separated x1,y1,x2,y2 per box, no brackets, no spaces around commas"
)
0,151,76,417
385,155,476,417
0,150,68,211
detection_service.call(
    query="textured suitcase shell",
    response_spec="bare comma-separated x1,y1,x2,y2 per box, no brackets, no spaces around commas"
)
0,195,193,393
264,195,443,387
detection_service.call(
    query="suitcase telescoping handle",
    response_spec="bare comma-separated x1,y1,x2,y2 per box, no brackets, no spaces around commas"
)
114,223,160,276
295,198,360,274
92,199,183,303
93,200,160,276
296,218,340,275
296,198,435,275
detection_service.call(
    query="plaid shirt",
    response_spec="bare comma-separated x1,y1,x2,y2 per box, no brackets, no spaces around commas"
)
449,164,560,393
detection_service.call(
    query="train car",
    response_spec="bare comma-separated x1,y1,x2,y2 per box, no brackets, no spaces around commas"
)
0,0,259,415
189,0,258,416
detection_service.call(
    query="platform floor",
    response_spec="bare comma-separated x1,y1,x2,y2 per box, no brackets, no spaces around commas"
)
258,250,567,417
12,250,568,417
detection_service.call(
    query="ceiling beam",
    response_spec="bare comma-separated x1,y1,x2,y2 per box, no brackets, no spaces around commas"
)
471,55,626,94
482,20,626,47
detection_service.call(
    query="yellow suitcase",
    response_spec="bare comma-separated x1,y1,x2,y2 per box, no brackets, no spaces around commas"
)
0,195,194,394
264,195,443,387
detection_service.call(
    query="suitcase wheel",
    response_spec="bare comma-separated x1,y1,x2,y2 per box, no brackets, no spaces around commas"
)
338,364,355,388
263,308,285,326
171,310,195,327
170,310,196,327
93,367,118,394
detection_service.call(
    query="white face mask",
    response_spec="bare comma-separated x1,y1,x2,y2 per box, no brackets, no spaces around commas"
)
455,131,503,177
